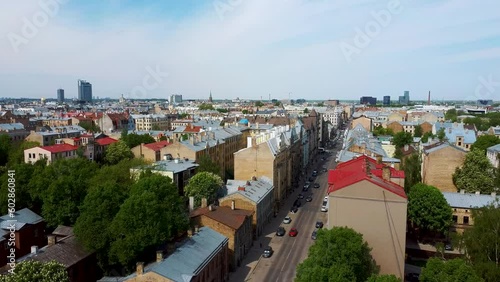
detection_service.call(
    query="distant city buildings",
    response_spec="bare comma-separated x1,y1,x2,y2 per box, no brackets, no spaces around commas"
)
360,96,377,105
57,89,64,103
169,94,183,105
398,91,410,105
383,95,390,106
477,99,493,106
78,80,92,103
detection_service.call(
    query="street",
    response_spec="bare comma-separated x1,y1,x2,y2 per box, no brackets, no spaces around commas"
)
230,137,343,282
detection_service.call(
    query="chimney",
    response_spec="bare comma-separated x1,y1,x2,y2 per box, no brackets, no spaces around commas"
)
382,166,391,181
404,144,409,151
231,200,235,210
238,186,246,191
460,189,465,194
48,235,57,246
246,181,251,186
189,196,195,212
195,225,199,233
187,228,193,237
156,251,163,262
365,157,371,175
252,176,257,181
475,191,480,195
492,192,497,198
201,198,208,208
376,155,382,164
31,246,39,254
136,262,144,276
208,205,214,211
256,122,259,129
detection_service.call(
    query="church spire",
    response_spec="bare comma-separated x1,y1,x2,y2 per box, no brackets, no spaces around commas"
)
209,90,213,103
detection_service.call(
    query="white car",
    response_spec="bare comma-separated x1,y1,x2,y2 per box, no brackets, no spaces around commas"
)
283,216,292,224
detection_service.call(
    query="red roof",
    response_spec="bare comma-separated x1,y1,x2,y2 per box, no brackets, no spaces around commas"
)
183,126,202,133
327,155,406,199
143,141,171,151
41,144,78,153
95,137,118,146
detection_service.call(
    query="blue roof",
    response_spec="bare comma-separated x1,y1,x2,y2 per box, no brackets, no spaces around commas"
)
487,144,500,153
238,118,249,125
124,227,228,281
443,192,499,209
0,208,43,231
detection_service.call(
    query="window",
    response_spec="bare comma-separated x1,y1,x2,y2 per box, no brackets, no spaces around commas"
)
34,229,38,237
452,215,458,223
463,216,469,225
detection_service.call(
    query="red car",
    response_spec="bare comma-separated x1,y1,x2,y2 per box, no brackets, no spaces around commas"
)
289,228,298,237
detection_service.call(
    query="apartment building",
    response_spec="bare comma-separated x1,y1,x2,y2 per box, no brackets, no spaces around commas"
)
131,114,170,131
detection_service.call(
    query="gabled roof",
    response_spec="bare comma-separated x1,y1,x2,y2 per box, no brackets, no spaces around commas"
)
40,144,78,153
443,192,499,209
327,155,406,199
487,143,500,153
0,208,43,231
190,206,253,230
95,137,118,146
225,176,273,204
144,140,171,151
184,126,203,133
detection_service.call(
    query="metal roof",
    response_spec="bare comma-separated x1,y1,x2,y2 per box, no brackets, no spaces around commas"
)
487,144,500,153
442,192,499,209
225,176,273,204
0,208,43,226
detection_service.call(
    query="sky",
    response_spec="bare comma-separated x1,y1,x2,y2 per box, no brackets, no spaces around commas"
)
1,0,500,101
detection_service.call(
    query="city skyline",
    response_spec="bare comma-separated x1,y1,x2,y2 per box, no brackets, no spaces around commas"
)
1,0,500,101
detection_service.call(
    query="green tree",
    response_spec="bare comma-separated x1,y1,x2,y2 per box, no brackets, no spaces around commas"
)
464,117,489,131
0,134,11,166
471,135,500,152
198,103,214,110
196,155,221,177
121,133,155,148
109,174,188,268
7,140,39,166
151,124,161,130
0,162,42,214
453,149,496,193
255,101,264,107
242,109,250,114
408,183,453,235
463,204,500,281
184,172,223,208
421,132,434,143
105,140,133,165
37,158,99,227
79,121,101,132
413,125,423,137
420,258,483,282
0,260,69,282
445,109,458,122
392,132,413,149
366,274,401,282
304,108,310,114
437,128,446,141
295,227,378,282
401,153,422,192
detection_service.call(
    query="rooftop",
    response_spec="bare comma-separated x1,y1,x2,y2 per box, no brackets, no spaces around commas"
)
225,176,274,204
139,159,199,174
190,206,253,230
95,137,118,146
143,140,171,151
39,143,78,153
443,192,499,209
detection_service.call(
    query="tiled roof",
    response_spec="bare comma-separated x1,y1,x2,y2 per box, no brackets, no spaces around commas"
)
144,141,171,151
328,155,406,198
443,192,499,209
40,144,78,153
184,126,203,133
190,206,253,230
95,137,118,146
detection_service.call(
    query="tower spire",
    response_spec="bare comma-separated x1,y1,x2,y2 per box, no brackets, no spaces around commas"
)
209,90,213,103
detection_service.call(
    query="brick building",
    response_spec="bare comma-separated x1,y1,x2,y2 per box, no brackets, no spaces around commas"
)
421,143,466,192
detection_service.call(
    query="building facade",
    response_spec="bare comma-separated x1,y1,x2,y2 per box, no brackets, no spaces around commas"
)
77,80,92,103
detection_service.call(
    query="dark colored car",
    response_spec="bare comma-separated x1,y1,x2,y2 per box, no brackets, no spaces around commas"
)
290,206,298,213
314,183,320,188
308,177,314,182
298,193,304,199
312,171,317,177
293,199,302,207
305,195,312,202
276,227,286,236
445,243,453,251
311,230,317,240
289,228,298,237
263,246,274,258
315,221,324,228
406,273,420,282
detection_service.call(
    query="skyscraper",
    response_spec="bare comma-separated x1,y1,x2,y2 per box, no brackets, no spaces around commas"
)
398,91,410,105
57,89,64,103
78,80,92,103
383,95,391,106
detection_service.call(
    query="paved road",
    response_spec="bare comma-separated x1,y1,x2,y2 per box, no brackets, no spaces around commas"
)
229,139,343,282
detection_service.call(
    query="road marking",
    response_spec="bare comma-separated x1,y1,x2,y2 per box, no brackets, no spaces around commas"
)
276,232,299,282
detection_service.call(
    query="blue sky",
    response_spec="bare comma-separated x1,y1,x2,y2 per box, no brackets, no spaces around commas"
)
1,0,500,101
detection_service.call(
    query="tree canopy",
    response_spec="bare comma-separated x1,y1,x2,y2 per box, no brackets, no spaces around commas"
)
453,149,496,194
0,260,69,282
436,128,446,141
184,172,223,208
372,126,394,136
408,183,453,235
421,132,434,143
79,120,101,132
105,140,133,165
471,135,500,152
295,227,378,282
7,140,39,166
198,103,214,110
121,132,156,148
401,153,421,193
420,258,483,282
463,204,500,282
196,155,221,177
366,274,401,282
0,134,11,166
413,125,423,138
392,132,413,149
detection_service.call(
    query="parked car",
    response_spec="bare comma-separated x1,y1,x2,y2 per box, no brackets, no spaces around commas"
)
298,193,304,199
293,199,302,207
314,183,320,188
263,246,274,258
445,243,453,251
315,221,324,228
305,195,313,202
283,216,292,224
290,206,298,213
406,273,419,282
289,228,298,237
311,230,317,240
276,226,286,236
